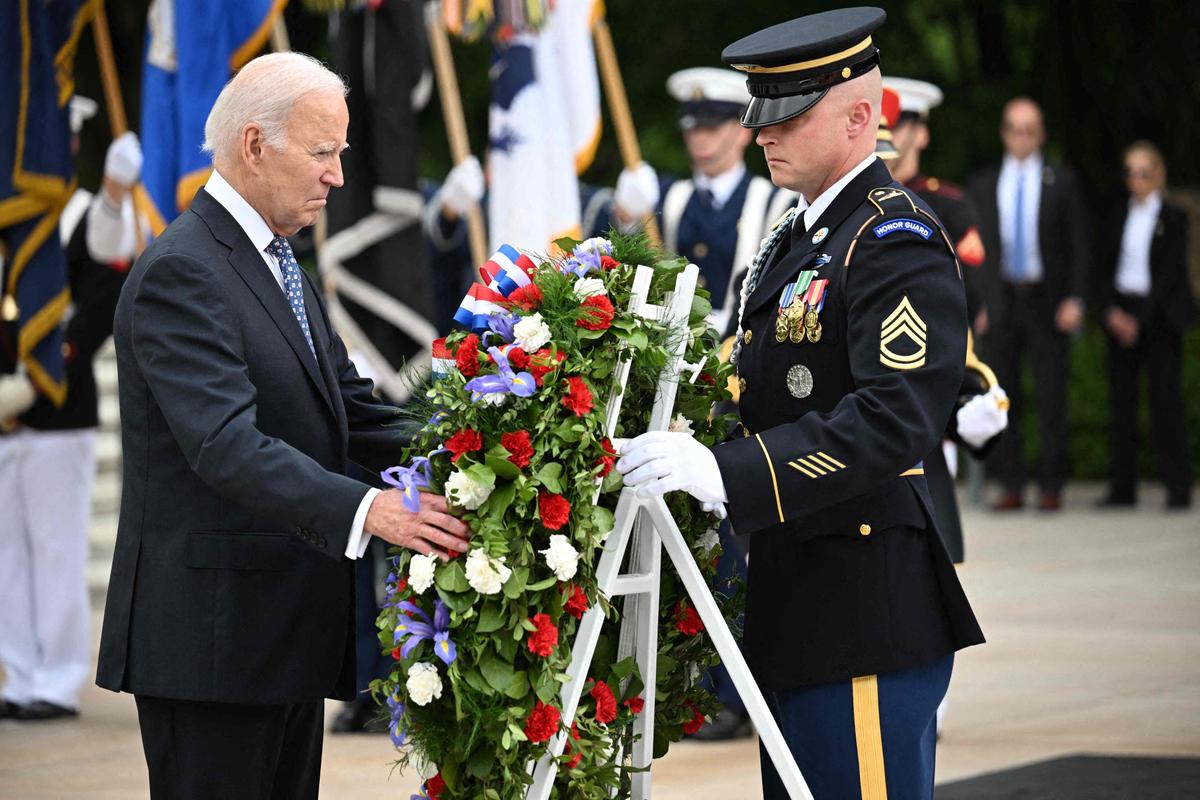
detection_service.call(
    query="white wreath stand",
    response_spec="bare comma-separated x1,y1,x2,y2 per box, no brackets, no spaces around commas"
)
527,264,812,800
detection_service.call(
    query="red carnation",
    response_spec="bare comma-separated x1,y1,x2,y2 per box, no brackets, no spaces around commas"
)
562,376,593,417
577,294,615,331
456,333,481,377
563,584,588,620
564,723,582,769
590,679,617,724
539,491,572,530
505,346,529,370
445,428,482,463
509,283,543,311
501,430,533,469
425,774,446,800
675,601,704,636
600,255,620,271
624,696,645,715
396,576,409,594
529,348,566,387
682,702,705,735
524,700,561,744
527,612,559,658
391,647,401,660
595,437,617,478
698,372,716,386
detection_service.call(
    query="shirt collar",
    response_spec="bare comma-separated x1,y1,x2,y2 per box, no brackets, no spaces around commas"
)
1129,190,1162,213
205,169,276,254
803,154,877,232
693,163,746,209
1002,151,1043,177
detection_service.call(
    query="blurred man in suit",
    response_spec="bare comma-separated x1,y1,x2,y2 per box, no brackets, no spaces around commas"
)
96,53,471,799
968,98,1089,511
1096,141,1196,510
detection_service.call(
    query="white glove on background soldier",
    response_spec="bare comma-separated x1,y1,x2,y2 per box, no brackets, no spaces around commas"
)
104,131,143,187
0,370,37,422
956,386,1009,450
614,161,660,220
616,431,727,505
438,155,485,217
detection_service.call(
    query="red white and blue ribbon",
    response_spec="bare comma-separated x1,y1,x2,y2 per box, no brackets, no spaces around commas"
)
478,244,536,296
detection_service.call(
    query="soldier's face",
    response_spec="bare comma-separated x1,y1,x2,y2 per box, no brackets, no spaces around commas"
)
754,101,847,199
256,91,348,236
682,120,750,174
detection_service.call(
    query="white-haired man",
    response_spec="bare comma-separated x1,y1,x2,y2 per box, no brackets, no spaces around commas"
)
95,52,471,798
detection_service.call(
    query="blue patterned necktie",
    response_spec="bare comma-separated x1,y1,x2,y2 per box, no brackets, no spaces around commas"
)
266,236,316,358
1010,170,1027,281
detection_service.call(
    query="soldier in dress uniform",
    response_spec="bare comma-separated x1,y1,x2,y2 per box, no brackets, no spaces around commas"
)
617,8,985,798
0,98,143,721
611,68,798,332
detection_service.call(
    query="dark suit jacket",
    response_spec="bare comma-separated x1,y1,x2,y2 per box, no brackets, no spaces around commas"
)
97,189,408,705
1097,196,1198,333
968,160,1090,319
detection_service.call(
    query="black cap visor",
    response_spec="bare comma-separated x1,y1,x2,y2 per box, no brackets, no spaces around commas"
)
740,88,828,128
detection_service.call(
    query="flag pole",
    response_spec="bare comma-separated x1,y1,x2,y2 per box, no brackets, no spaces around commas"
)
91,0,151,249
426,2,488,268
592,17,661,246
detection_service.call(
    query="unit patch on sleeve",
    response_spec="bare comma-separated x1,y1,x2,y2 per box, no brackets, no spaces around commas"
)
873,218,933,240
879,295,927,370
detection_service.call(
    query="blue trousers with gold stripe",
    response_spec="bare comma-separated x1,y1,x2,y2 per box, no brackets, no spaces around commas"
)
760,654,952,800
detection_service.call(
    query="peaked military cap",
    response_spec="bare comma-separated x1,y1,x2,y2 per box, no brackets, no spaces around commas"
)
721,7,886,128
667,67,750,130
883,77,944,123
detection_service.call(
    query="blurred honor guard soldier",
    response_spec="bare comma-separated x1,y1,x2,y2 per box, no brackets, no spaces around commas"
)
967,98,1089,511
0,98,143,722
617,9,984,798
612,68,797,332
1096,142,1196,510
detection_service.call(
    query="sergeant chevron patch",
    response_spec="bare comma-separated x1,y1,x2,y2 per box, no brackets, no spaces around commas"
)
880,295,927,370
788,450,847,478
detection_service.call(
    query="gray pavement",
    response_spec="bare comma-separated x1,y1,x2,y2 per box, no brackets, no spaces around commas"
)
1,482,1197,798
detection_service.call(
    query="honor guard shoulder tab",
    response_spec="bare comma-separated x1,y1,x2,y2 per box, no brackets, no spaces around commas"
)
867,186,919,215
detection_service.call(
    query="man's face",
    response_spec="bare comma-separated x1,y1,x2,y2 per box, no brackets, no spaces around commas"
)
1000,101,1044,160
754,97,848,197
257,90,348,236
682,119,746,170
1124,149,1163,200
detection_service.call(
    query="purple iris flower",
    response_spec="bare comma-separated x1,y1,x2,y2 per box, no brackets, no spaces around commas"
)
561,256,593,278
387,693,406,748
394,599,457,665
463,347,536,401
484,311,517,345
381,456,432,513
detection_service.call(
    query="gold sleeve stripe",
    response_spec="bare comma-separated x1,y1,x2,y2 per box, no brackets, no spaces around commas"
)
797,456,828,476
789,461,818,479
819,451,847,469
754,434,785,524
811,452,844,471
852,675,889,800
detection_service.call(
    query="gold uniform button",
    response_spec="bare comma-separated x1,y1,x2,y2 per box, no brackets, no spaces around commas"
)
859,524,872,536
738,377,747,395
743,329,753,344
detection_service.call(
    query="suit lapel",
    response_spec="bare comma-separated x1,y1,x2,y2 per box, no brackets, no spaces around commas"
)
748,160,892,314
191,190,337,417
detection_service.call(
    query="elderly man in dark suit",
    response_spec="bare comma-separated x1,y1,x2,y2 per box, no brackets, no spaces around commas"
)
968,97,1090,511
1096,141,1196,509
95,52,471,799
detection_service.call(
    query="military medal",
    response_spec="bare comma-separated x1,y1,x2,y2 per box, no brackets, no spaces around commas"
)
786,364,814,398
776,271,816,343
793,279,828,344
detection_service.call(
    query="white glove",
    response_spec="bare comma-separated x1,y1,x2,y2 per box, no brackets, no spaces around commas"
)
104,131,143,188
438,156,485,216
0,372,37,422
614,162,659,219
956,386,1009,450
616,431,727,504
701,501,728,520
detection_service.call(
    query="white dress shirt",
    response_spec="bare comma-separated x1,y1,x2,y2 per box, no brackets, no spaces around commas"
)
1114,190,1160,298
802,154,878,232
997,152,1044,282
693,163,746,211
204,170,377,559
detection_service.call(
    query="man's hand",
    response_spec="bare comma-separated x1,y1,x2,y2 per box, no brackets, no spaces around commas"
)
437,155,485,220
616,431,727,504
956,386,1009,449
1105,306,1140,348
365,490,471,561
1055,297,1084,334
613,162,659,221
104,132,143,188
973,307,989,337
0,372,36,423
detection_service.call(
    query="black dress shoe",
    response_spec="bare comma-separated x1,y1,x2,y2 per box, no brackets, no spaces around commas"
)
1166,494,1192,511
688,708,753,742
15,701,78,721
1095,493,1137,509
1,700,26,719
330,697,384,734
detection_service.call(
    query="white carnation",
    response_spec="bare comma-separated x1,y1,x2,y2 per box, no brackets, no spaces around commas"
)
576,236,613,256
668,414,695,436
445,470,492,510
406,662,443,706
408,553,439,594
694,527,720,554
513,312,552,351
465,548,512,595
479,391,508,407
573,276,607,299
540,534,580,581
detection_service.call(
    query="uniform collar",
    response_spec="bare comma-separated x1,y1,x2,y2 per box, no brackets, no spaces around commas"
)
802,154,877,232
693,163,747,210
